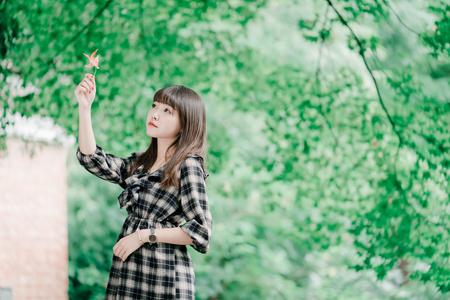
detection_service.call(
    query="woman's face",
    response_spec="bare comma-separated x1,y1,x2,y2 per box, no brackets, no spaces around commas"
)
146,101,181,140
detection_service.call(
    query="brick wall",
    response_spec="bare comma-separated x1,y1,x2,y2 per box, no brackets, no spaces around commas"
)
0,138,68,300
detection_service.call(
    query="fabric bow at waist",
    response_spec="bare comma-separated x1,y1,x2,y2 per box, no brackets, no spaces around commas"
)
117,170,162,210
118,184,141,210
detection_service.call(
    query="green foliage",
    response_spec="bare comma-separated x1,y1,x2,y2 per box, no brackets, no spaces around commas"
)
424,2,450,57
2,0,450,299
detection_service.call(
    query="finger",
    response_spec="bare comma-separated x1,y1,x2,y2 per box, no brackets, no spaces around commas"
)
79,84,90,93
113,241,121,253
117,247,125,259
81,78,93,90
80,81,93,93
75,86,84,93
113,241,120,255
75,85,89,94
84,74,95,85
89,75,96,90
84,77,95,91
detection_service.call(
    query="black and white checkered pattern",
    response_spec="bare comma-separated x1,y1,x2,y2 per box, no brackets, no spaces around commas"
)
76,145,212,299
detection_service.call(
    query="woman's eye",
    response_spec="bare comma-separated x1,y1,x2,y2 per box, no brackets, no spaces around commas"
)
165,108,172,114
152,104,156,108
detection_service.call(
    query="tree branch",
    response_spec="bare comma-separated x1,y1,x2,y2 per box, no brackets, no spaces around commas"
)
382,0,436,56
38,0,114,77
55,0,114,59
325,0,403,148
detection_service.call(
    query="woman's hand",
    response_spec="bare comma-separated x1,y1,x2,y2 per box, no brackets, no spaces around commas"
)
113,232,143,262
74,73,96,109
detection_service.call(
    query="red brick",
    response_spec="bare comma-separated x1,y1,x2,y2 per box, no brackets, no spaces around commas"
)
0,138,68,299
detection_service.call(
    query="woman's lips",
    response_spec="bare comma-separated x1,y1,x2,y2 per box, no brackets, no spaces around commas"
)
148,122,157,128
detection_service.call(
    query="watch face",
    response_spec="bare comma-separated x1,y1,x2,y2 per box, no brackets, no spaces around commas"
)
149,235,157,243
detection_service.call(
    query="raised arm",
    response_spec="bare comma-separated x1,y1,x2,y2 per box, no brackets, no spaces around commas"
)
74,74,138,186
75,73,96,155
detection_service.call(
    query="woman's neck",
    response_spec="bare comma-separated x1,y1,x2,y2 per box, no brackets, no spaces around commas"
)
156,137,176,163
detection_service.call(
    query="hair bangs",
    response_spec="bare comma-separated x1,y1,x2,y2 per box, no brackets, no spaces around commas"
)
153,86,181,111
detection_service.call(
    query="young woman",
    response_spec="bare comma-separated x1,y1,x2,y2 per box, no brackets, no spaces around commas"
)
74,73,212,299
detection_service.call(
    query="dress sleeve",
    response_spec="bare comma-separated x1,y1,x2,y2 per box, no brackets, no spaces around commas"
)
76,145,139,187
179,157,212,254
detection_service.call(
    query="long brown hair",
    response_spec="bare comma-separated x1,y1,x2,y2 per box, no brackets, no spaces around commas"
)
129,85,207,189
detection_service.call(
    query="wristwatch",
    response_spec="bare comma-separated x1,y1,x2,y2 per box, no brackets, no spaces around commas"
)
148,227,157,245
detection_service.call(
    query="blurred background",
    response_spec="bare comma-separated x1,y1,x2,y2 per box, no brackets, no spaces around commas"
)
1,0,449,299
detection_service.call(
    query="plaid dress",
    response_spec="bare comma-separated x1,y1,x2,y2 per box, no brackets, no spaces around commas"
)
76,145,212,300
